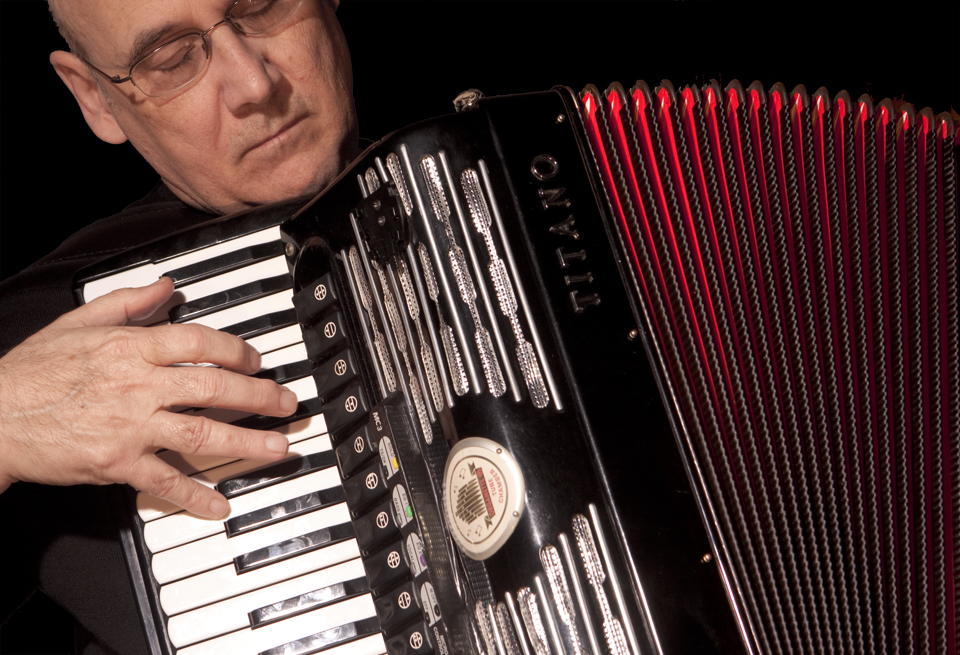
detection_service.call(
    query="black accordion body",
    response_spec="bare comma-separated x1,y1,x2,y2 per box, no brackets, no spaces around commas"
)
76,81,958,655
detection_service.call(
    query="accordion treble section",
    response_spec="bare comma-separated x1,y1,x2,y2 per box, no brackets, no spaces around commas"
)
75,80,957,655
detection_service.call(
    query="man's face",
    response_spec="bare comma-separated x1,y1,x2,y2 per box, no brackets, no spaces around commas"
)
58,0,359,213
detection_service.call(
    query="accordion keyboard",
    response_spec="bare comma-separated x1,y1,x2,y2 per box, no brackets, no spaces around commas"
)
78,219,388,655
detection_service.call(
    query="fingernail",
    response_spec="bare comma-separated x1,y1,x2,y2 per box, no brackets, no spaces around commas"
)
248,348,262,371
280,387,298,413
208,496,230,519
265,434,289,455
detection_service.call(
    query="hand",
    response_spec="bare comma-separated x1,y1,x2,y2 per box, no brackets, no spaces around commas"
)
0,278,297,519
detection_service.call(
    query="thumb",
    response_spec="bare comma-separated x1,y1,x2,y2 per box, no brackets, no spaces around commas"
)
58,277,175,328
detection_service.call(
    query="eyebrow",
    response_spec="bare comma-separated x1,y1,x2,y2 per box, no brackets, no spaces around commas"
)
127,23,180,66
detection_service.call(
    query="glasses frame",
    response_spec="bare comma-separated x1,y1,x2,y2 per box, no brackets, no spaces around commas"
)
82,0,303,98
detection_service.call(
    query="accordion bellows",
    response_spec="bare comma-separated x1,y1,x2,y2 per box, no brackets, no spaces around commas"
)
581,79,958,655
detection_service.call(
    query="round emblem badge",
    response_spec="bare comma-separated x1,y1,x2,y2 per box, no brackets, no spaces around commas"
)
442,437,525,560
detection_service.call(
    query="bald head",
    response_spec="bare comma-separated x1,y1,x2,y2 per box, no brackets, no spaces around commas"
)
47,0,359,214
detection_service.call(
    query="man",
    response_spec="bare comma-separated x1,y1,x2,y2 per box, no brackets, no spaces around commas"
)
0,1,361,651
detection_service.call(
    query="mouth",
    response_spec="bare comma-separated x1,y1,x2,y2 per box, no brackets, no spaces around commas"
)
245,115,307,156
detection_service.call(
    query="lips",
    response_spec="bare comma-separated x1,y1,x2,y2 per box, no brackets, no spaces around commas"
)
244,115,306,156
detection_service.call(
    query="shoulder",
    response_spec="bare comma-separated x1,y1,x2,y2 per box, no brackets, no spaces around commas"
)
0,182,213,354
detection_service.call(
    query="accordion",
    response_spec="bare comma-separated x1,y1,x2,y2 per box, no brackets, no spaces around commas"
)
76,80,958,655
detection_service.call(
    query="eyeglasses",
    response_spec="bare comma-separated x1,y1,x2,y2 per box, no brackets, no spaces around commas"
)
84,0,304,98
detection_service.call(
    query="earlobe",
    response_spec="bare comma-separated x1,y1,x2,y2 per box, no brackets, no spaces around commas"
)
50,50,128,145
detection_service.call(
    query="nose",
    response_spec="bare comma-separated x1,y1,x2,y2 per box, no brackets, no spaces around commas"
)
207,24,278,113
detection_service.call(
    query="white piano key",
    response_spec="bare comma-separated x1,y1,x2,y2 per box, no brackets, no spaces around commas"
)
82,227,282,303
175,593,376,655
156,414,327,476
248,325,305,355
166,557,366,647
139,434,332,522
178,375,318,424
144,466,341,553
185,290,293,331
160,538,361,616
152,502,350,583
259,342,309,371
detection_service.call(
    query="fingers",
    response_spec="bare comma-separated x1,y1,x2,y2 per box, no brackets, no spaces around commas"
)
154,410,290,465
142,322,261,374
162,365,297,416
60,277,175,329
134,456,232,519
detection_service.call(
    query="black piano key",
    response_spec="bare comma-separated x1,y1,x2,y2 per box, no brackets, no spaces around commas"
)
312,349,359,399
259,616,381,655
323,384,371,438
217,451,338,498
235,522,356,574
231,397,323,431
163,241,286,286
171,274,293,322
221,308,298,339
255,359,313,385
292,273,340,326
225,486,346,537
302,311,349,363
249,576,370,628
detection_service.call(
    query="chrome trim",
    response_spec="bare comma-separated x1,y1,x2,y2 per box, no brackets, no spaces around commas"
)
387,152,414,216
533,576,565,655
439,151,513,398
540,544,586,655
477,159,563,411
517,587,552,655
401,145,480,393
589,504,653,655
398,258,444,414
497,602,523,655
573,514,631,655
364,167,381,192
505,592,532,655
340,246,387,398
348,243,396,394
559,532,602,655
461,168,549,408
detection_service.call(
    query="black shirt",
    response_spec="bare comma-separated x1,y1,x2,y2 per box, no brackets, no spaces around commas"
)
0,181,214,655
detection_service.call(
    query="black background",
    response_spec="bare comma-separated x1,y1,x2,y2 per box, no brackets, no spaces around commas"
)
0,0,958,651
2,0,958,281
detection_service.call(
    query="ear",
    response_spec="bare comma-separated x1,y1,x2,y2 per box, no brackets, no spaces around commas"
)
50,50,128,145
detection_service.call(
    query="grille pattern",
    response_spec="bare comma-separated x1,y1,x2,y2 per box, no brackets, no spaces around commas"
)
582,79,958,655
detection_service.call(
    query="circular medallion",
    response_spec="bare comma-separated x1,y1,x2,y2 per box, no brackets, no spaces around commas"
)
442,437,525,560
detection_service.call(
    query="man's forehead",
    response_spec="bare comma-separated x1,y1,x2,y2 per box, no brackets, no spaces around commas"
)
54,0,232,66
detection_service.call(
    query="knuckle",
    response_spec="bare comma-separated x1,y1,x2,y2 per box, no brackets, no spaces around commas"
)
189,368,228,406
166,323,208,363
150,466,185,502
177,416,215,454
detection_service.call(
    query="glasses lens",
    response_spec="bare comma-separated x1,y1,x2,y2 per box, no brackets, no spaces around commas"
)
133,35,208,97
230,0,303,35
